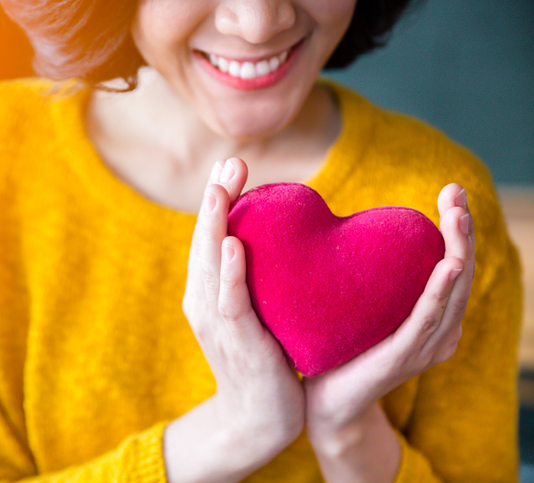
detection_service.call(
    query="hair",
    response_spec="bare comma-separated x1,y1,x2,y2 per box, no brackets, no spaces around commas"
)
0,0,424,92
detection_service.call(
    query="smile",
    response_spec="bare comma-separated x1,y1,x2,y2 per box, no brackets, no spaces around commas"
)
206,50,289,80
195,39,304,90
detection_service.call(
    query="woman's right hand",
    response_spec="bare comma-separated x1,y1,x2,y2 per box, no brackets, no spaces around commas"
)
164,158,305,483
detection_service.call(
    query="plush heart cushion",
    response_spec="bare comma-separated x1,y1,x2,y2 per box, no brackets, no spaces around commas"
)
227,183,445,376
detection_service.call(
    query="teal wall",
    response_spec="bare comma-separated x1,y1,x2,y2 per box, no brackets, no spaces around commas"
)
324,0,534,186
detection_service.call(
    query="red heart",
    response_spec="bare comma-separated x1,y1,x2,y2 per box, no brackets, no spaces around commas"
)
228,183,445,376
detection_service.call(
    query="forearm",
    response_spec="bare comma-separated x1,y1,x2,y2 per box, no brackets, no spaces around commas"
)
164,395,294,483
308,403,401,483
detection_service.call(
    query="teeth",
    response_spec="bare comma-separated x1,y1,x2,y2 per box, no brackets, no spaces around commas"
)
206,49,290,79
256,60,270,77
269,56,280,72
228,61,241,77
218,57,229,73
240,62,256,79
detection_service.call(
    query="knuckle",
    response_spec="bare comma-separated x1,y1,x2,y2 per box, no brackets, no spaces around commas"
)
201,264,219,292
220,272,241,291
201,226,218,242
218,299,242,324
420,315,441,335
433,342,458,365
204,275,219,292
433,290,448,303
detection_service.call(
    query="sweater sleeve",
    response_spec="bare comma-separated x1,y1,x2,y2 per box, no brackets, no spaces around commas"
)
392,428,443,482
0,282,168,483
390,152,522,482
0,310,168,483
0,411,168,483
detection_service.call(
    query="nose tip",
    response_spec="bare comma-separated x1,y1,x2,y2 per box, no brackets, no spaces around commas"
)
215,1,296,44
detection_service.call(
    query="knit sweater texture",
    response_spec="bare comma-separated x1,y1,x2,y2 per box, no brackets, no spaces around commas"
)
0,78,523,482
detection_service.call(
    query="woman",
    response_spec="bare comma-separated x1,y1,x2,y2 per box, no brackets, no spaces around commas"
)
0,0,522,481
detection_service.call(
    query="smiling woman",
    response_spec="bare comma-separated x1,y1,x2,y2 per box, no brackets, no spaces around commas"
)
0,1,522,483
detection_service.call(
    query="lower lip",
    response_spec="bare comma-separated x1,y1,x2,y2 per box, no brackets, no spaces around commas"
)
195,40,303,91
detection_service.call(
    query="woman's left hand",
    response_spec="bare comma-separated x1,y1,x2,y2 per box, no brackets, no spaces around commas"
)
304,183,474,479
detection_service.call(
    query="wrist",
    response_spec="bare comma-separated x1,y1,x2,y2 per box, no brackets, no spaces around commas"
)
308,404,402,483
307,403,378,457
209,391,302,479
164,396,294,483
212,391,302,462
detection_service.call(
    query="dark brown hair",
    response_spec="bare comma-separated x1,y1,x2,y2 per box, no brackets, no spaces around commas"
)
0,0,424,91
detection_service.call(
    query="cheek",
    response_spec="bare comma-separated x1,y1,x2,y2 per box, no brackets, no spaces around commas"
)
131,1,208,61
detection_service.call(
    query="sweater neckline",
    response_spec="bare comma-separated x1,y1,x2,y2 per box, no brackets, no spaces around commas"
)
50,79,369,230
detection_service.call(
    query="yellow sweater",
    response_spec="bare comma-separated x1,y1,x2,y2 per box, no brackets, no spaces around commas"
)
0,78,522,482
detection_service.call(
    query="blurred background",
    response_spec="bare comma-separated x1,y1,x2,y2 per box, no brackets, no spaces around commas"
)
1,0,533,480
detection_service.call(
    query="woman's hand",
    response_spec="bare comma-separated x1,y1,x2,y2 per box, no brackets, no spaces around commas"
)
304,183,475,482
165,158,304,483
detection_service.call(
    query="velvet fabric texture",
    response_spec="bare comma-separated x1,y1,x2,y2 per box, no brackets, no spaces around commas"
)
228,183,445,376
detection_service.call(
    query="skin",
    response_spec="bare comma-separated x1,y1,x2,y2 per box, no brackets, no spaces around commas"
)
85,0,476,481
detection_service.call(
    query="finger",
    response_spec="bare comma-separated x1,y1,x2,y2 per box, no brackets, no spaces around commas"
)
438,183,468,215
438,183,475,269
427,264,472,352
440,205,471,260
207,159,225,185
393,256,464,354
216,157,249,203
196,182,232,306
188,161,224,276
219,236,266,345
421,188,473,345
194,157,247,295
441,195,474,284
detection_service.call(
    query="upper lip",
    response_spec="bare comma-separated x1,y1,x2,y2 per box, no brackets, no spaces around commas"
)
195,37,305,64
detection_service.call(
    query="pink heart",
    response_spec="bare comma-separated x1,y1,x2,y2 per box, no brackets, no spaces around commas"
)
228,183,445,376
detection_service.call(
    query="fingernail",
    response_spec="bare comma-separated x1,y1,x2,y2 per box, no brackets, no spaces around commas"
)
459,214,470,236
450,268,463,282
223,243,235,263
209,161,224,184
220,159,235,184
454,189,467,210
205,191,216,214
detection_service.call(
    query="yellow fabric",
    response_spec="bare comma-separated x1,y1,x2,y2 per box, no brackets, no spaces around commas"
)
0,78,522,482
